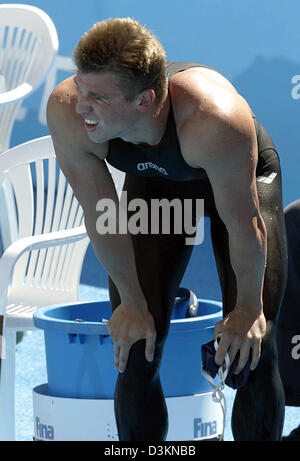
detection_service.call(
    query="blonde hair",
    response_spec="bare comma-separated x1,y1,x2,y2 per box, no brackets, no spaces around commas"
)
73,18,168,103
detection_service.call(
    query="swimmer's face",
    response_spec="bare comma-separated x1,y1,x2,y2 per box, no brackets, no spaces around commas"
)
74,71,141,144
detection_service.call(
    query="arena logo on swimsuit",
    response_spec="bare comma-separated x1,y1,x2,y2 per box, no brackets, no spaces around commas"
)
137,162,168,176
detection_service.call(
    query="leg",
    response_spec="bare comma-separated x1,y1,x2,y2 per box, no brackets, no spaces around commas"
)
210,148,287,440
108,174,197,441
277,199,300,406
276,199,300,439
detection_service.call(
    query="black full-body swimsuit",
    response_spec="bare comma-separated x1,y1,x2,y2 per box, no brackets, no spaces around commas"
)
106,62,288,441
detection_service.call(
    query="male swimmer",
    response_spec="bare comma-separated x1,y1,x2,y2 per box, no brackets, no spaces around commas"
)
47,18,287,441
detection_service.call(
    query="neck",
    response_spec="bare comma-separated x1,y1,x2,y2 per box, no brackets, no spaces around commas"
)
120,92,170,147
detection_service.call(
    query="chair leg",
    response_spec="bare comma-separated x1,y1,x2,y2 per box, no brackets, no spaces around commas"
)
0,177,18,251
0,329,16,441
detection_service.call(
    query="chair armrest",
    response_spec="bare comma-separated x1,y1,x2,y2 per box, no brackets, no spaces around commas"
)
0,225,88,314
0,83,33,106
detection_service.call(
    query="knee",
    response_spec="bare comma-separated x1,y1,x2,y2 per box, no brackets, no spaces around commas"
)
118,338,163,387
116,295,173,386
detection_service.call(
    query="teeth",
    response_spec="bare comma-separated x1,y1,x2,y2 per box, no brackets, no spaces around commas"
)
85,119,98,125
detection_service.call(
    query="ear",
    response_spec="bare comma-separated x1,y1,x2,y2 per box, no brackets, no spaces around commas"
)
136,89,156,113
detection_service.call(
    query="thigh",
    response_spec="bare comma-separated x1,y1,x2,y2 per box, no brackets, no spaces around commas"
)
108,174,199,342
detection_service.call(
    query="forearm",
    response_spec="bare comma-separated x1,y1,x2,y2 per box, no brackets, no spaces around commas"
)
228,216,267,310
85,212,146,306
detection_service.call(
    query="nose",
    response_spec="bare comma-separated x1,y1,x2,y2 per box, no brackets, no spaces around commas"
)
75,92,93,116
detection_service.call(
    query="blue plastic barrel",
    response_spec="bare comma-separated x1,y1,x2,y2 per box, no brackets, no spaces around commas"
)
33,298,222,399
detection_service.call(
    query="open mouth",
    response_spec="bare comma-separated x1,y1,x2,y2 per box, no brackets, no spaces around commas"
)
84,119,99,131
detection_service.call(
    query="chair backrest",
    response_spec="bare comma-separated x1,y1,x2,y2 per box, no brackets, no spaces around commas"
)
0,136,89,307
0,4,59,152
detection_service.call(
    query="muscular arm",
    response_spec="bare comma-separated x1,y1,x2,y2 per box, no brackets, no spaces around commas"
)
47,84,156,371
180,89,267,372
56,151,145,305
201,118,267,311
47,88,144,305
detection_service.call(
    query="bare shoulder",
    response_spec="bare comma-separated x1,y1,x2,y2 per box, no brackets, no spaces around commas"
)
170,66,239,95
47,76,108,161
169,67,257,169
169,66,249,126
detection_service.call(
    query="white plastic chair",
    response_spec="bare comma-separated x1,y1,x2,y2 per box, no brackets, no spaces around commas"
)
0,4,59,252
0,4,59,152
0,136,90,441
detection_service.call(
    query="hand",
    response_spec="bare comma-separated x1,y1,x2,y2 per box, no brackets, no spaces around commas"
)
213,307,267,374
107,302,156,373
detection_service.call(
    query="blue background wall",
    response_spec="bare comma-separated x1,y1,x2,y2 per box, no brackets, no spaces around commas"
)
4,0,300,297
